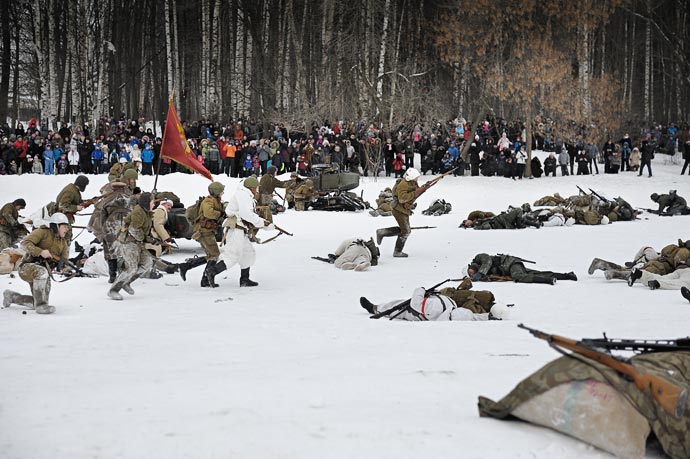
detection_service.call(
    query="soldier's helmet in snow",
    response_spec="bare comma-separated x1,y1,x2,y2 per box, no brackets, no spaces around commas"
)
208,181,226,196
403,167,420,181
50,213,70,225
123,169,138,180
243,176,259,189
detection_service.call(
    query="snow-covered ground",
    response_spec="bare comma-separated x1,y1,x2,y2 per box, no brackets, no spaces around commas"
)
1,152,688,459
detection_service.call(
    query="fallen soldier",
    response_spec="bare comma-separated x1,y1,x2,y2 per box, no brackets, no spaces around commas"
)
467,253,577,284
312,237,380,271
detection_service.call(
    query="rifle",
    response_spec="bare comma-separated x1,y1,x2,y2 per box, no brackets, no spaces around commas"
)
370,278,453,320
588,188,609,203
416,168,457,197
579,333,690,354
410,226,436,230
81,190,115,209
497,253,535,264
576,185,587,196
311,254,336,264
519,324,688,419
487,274,513,282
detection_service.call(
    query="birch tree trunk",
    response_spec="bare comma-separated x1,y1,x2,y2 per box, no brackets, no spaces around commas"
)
644,0,651,121
201,0,210,116
0,2,12,121
578,21,590,121
208,0,221,117
375,0,392,108
164,0,174,98
172,0,181,106
628,14,636,110
623,18,628,105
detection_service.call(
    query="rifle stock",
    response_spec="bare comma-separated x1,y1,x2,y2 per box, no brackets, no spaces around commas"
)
519,324,687,419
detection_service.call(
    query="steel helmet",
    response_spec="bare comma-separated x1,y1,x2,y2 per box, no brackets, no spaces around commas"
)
50,212,70,225
123,169,138,180
208,181,225,196
243,176,260,189
403,167,420,181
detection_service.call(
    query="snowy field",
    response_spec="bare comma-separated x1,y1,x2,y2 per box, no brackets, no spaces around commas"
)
1,152,689,459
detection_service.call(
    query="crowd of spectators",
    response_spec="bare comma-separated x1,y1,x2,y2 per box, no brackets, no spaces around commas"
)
0,115,686,179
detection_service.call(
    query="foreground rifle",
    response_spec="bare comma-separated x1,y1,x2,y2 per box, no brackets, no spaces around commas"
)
370,278,452,319
576,185,588,196
410,226,436,230
579,333,690,354
519,323,688,419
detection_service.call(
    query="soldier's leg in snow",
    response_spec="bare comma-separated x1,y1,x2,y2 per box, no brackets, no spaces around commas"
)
19,263,54,314
3,290,34,308
507,263,533,283
110,242,139,298
238,235,257,286
640,269,690,290
604,269,631,280
392,210,411,257
588,258,624,275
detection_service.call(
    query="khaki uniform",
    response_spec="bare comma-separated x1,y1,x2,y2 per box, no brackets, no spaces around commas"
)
285,178,300,208
466,210,495,221
3,227,68,313
55,183,83,223
193,196,224,261
392,178,419,237
258,174,287,206
149,206,172,256
92,185,135,259
107,162,136,182
533,194,566,207
0,203,28,250
293,184,318,211
112,205,155,291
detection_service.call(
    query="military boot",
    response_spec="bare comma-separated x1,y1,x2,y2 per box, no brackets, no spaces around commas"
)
532,276,557,285
240,267,258,287
628,268,643,286
202,261,218,288
393,236,408,258
3,290,34,308
376,227,400,245
681,286,690,303
35,305,56,314
359,297,377,314
553,272,578,281
107,259,118,284
179,256,207,281
648,280,661,290
604,269,631,281
108,280,125,300
588,258,624,275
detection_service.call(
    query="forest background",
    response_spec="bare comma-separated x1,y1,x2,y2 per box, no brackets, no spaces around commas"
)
1,0,689,144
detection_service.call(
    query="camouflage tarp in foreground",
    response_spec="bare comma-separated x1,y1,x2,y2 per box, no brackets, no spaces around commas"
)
478,352,690,459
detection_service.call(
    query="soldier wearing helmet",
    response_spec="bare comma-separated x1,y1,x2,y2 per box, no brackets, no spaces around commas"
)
375,167,430,258
0,198,29,251
108,193,156,300
293,179,318,211
180,181,227,288
2,213,71,314
218,176,274,287
108,156,135,182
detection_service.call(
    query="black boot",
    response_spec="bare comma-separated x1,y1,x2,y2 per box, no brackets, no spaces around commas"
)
648,280,661,290
628,268,643,287
553,272,578,281
240,267,258,287
203,261,219,288
107,259,118,284
533,276,557,285
681,286,690,303
360,297,376,314
179,256,207,281
393,236,408,258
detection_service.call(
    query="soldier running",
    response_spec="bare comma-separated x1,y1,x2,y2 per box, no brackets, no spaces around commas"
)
0,198,28,250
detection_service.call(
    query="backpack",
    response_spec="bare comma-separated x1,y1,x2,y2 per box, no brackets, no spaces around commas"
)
185,196,205,224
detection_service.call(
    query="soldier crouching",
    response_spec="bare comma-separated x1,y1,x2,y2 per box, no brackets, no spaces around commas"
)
3,213,71,314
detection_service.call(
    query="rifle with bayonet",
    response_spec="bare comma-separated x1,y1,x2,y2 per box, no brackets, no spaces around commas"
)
415,168,457,198
519,323,688,419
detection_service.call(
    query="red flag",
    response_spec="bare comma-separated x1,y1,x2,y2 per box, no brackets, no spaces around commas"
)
161,99,213,181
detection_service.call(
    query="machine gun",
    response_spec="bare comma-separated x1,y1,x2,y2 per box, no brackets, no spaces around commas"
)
519,324,688,419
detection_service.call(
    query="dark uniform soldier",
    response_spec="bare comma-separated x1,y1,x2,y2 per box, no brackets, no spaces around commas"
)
467,253,577,285
462,206,540,230
650,191,690,216
2,213,70,314
376,167,427,257
179,181,227,287
108,193,155,300
0,198,28,250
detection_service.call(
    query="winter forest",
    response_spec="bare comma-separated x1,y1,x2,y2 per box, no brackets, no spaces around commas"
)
2,0,689,140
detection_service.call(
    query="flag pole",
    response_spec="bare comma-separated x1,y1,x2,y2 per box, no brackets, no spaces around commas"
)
152,91,175,194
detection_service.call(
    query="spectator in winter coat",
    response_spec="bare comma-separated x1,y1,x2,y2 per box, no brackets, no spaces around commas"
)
639,140,654,177
585,142,599,174
557,146,569,176
544,153,557,177
141,143,155,175
620,134,633,171
515,147,527,179
31,155,43,174
57,155,68,174
629,147,641,172
68,147,80,174
576,149,589,175
603,140,615,173
497,132,511,152
91,143,104,175
43,143,55,175
682,140,690,175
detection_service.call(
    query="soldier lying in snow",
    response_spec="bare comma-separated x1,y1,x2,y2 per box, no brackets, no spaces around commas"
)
467,253,577,285
421,199,452,216
461,204,541,229
369,187,394,217
591,241,690,284
360,278,511,321
312,238,379,271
